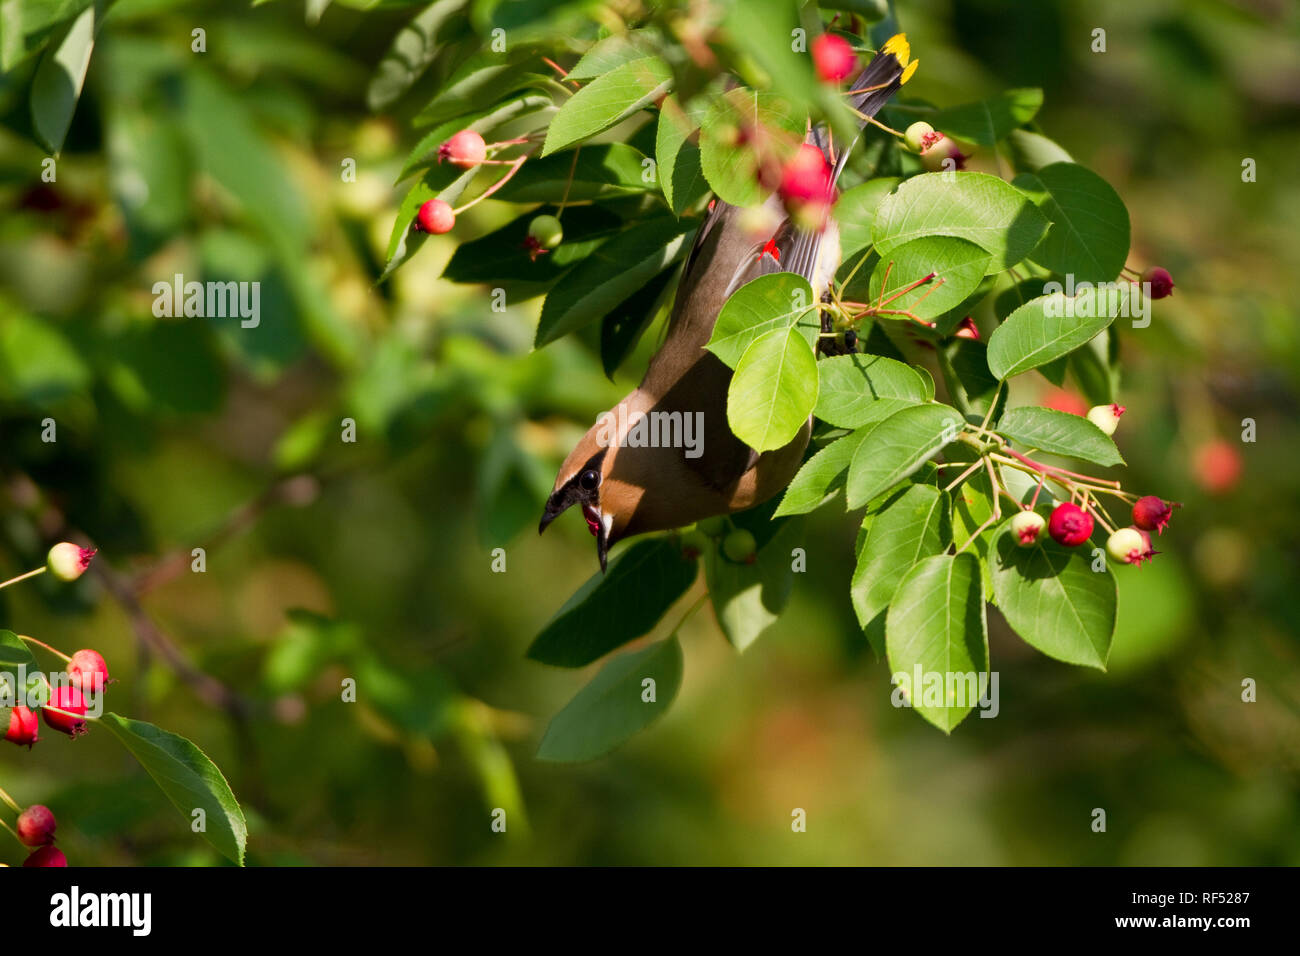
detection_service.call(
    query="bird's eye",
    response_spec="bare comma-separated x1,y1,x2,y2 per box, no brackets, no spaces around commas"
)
579,469,600,491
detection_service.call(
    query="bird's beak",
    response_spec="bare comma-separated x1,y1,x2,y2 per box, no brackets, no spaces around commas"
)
539,490,610,572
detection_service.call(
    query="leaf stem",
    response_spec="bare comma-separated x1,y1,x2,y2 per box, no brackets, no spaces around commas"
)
0,784,21,814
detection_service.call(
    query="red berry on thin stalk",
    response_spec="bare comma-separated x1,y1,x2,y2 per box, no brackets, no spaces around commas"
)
812,34,857,82
16,805,57,847
22,846,66,867
416,199,455,234
1132,496,1181,535
437,129,487,168
1141,266,1174,299
42,686,88,738
4,705,39,748
1048,502,1094,547
67,648,110,693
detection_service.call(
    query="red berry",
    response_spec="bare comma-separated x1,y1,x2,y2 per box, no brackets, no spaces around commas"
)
1193,439,1242,495
42,686,88,738
954,316,980,340
1132,496,1181,535
4,705,39,748
416,198,455,234
1041,388,1089,417
16,805,56,847
811,34,856,82
437,129,487,168
67,648,110,693
1048,502,1094,547
778,144,832,203
22,846,66,867
1141,266,1174,299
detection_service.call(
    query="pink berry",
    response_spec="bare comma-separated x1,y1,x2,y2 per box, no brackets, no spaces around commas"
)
1193,439,1242,495
954,316,980,340
1131,496,1180,535
1106,527,1157,566
42,686,87,738
416,199,455,234
1142,266,1174,299
811,34,856,82
4,705,39,748
1041,388,1089,417
437,129,487,168
1048,502,1094,547
920,133,966,172
67,648,110,693
778,144,832,203
22,846,66,867
46,542,96,581
16,805,56,847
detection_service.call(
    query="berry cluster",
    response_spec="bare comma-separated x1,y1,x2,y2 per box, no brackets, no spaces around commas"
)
1,543,115,867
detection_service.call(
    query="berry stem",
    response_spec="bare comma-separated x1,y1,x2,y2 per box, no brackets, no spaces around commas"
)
0,818,23,848
450,154,530,216
18,634,70,663
0,784,21,814
942,458,984,492
0,566,45,591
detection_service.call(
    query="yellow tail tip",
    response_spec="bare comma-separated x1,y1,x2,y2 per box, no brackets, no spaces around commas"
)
882,33,911,67
901,59,919,84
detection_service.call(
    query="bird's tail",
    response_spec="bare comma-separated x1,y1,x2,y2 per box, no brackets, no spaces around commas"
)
790,33,916,283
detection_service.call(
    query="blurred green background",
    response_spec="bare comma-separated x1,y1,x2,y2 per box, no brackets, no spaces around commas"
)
1,0,1297,865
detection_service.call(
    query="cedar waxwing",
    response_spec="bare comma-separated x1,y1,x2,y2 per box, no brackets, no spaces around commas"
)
541,35,916,569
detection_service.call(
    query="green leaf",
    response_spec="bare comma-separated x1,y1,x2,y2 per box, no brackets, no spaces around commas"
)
366,0,467,111
527,538,698,667
872,172,1049,273
704,510,803,651
699,87,803,207
543,56,673,156
494,143,653,202
30,0,102,154
986,287,1131,380
852,485,952,657
773,428,869,516
845,404,964,509
1006,129,1073,172
929,88,1043,146
705,272,817,369
939,339,1003,421
835,177,900,261
442,204,623,297
0,311,91,403
535,217,695,346
813,353,930,429
567,29,658,80
867,236,991,320
655,94,709,215
1014,163,1130,283
99,713,247,865
989,524,1116,669
995,406,1124,467
537,637,683,762
885,553,988,733
726,327,818,452
414,49,545,127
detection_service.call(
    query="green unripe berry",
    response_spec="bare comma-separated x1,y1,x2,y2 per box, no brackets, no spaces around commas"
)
721,528,758,564
1010,511,1045,547
697,515,729,537
527,214,563,250
679,528,710,560
903,121,935,153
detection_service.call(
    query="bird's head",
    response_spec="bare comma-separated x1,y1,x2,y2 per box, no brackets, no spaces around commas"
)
538,422,640,571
